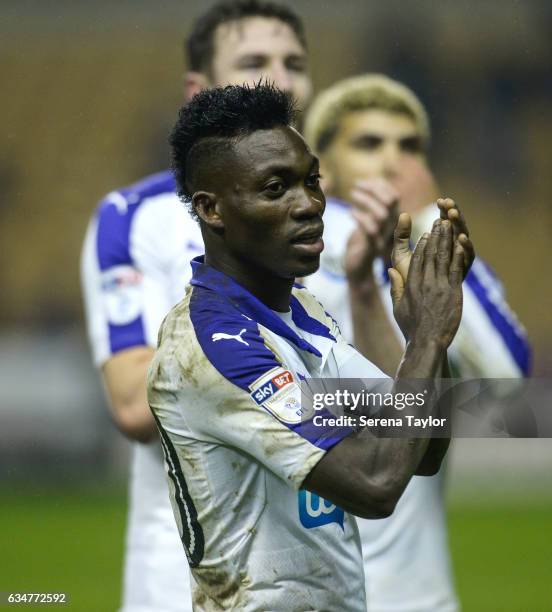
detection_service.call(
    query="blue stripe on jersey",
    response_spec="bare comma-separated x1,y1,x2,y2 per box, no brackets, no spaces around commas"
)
190,257,326,357
189,285,282,391
465,260,531,375
291,415,353,451
108,318,145,355
290,295,336,341
95,170,176,353
95,170,175,271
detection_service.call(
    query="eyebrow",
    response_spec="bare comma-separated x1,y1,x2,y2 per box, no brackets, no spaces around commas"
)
351,131,420,142
256,155,319,177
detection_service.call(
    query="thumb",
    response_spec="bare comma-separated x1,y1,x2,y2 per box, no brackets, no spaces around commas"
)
392,212,412,281
392,213,412,262
388,267,405,306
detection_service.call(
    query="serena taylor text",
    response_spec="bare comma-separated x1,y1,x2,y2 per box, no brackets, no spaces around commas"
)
312,415,447,428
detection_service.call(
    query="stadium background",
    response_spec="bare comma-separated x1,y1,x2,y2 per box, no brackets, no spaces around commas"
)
1,1,551,610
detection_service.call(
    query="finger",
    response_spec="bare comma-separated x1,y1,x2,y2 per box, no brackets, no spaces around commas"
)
423,219,441,282
350,188,389,221
355,177,399,207
436,199,448,220
352,209,379,237
437,197,453,220
391,212,412,269
438,197,470,238
458,233,475,275
388,267,405,306
436,220,452,277
449,243,464,287
407,231,429,286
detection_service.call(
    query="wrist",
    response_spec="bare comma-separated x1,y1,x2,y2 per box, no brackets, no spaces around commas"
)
348,268,378,300
408,334,448,351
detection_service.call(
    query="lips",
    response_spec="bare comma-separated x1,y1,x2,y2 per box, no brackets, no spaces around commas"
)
290,223,324,244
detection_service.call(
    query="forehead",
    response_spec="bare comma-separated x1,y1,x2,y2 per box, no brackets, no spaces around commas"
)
337,109,419,140
231,126,313,177
213,16,305,60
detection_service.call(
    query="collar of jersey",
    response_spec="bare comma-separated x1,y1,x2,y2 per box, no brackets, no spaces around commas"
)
190,256,332,358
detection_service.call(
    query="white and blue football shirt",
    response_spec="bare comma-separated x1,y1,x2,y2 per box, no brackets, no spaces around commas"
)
81,171,201,612
147,256,388,611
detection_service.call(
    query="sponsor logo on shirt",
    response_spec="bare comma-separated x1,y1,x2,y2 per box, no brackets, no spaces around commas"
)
298,490,344,530
100,265,144,325
211,328,249,346
249,367,305,424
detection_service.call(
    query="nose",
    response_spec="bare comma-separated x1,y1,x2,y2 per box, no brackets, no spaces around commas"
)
267,62,293,94
381,142,402,180
290,190,325,220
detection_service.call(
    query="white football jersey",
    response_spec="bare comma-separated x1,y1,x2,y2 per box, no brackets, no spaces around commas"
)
148,257,388,611
81,171,201,611
303,197,530,611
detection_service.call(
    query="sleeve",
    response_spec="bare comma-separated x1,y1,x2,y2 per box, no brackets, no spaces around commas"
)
149,302,348,490
80,195,173,367
451,259,531,378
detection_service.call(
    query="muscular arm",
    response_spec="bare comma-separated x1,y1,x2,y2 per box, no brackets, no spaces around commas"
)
102,346,157,443
303,338,444,519
414,353,452,476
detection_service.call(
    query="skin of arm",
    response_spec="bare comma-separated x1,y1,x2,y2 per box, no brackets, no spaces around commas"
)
102,346,158,443
345,179,404,375
304,212,471,519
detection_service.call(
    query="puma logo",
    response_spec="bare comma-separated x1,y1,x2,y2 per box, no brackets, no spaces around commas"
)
211,328,249,346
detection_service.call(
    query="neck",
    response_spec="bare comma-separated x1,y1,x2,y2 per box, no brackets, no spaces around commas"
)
204,250,294,312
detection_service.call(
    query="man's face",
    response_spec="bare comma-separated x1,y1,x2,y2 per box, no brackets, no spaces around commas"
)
322,109,435,213
209,17,312,109
214,126,325,279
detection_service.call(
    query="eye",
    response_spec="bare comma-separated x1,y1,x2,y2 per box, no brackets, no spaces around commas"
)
401,136,423,154
285,55,307,73
306,173,322,189
237,55,266,70
354,136,382,151
264,180,286,198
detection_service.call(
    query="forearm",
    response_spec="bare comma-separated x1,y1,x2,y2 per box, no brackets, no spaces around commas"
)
415,352,452,475
349,279,403,376
304,340,447,517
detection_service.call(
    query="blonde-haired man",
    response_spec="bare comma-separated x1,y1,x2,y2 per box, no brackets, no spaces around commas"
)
303,74,530,611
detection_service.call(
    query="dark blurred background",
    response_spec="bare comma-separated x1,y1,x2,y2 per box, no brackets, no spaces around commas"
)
1,1,551,610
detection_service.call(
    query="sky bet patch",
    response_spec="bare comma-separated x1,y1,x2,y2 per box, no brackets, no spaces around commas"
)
249,367,302,424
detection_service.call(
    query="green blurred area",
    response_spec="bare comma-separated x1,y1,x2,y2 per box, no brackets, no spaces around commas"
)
1,490,551,611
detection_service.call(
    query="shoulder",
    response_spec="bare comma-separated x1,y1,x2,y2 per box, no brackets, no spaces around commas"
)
463,257,531,374
93,170,186,269
93,171,198,270
158,286,283,393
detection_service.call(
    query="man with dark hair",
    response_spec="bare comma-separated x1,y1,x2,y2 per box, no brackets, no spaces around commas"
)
185,0,311,107
148,82,471,610
81,2,311,611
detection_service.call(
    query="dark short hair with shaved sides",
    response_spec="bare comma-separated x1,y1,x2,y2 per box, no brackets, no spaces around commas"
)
169,82,296,219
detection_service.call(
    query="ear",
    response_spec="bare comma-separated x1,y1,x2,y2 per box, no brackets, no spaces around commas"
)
192,191,224,230
185,71,209,101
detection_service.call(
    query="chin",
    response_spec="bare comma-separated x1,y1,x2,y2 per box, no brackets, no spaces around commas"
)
291,256,321,279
